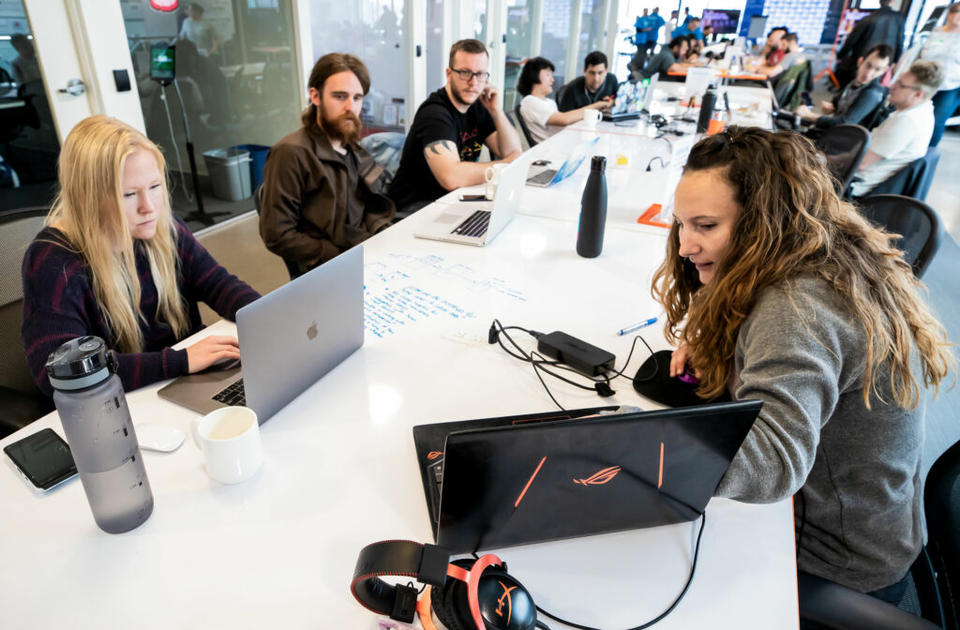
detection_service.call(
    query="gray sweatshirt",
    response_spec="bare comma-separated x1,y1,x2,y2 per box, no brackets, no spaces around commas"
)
716,276,924,592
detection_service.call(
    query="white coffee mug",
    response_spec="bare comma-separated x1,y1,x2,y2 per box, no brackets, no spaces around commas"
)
484,163,507,200
192,406,263,484
582,108,601,129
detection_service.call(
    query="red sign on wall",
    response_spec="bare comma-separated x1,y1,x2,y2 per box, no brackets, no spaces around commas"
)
150,0,179,12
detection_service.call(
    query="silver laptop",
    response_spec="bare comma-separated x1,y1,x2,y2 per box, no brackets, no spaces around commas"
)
158,245,364,422
413,153,533,247
603,73,658,121
526,136,600,187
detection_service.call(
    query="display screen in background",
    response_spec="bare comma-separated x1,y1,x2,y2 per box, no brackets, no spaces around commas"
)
701,9,742,35
150,44,175,81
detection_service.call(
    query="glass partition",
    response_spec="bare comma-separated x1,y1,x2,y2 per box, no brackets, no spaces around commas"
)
121,0,301,225
0,0,60,212
504,0,537,110
541,0,573,87
577,0,607,74
309,0,408,134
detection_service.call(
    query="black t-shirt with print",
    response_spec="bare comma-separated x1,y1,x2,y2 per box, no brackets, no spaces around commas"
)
388,87,497,210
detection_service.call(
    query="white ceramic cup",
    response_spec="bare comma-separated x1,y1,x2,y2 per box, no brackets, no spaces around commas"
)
582,108,601,129
192,406,263,484
484,163,507,200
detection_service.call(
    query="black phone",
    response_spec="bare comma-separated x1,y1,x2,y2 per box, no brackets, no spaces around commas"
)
459,194,487,202
4,428,77,491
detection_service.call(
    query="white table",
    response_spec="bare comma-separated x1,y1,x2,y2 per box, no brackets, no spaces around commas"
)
0,122,798,629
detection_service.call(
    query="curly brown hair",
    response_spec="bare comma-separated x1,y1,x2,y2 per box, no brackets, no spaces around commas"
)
651,126,954,407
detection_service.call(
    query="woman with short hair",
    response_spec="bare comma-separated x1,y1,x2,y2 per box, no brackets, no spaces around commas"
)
22,115,260,397
516,56,611,144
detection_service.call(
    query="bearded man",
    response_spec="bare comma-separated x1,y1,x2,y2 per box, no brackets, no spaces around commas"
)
259,53,395,277
387,39,522,215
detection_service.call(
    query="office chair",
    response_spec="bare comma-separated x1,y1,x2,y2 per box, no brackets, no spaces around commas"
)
253,184,301,281
857,194,943,278
869,147,941,202
813,124,871,197
0,207,55,438
513,102,538,147
798,438,960,629
554,82,569,107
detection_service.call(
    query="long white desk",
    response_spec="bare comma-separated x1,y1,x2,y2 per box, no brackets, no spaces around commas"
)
0,109,797,629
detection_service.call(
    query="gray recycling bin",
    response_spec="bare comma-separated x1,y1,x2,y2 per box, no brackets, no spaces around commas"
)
202,147,252,201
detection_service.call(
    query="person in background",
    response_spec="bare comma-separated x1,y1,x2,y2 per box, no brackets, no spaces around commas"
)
673,16,703,41
761,27,789,67
635,8,652,64
797,44,892,130
702,24,715,43
655,125,953,609
664,10,679,44
648,7,667,48
557,51,619,112
850,60,944,197
517,56,611,144
259,53,395,278
757,32,804,77
644,36,690,78
915,2,960,146
835,0,905,88
9,34,41,84
388,39,521,215
179,3,221,57
21,116,260,398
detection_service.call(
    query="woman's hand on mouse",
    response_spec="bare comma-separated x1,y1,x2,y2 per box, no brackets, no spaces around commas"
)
669,344,693,378
186,335,241,373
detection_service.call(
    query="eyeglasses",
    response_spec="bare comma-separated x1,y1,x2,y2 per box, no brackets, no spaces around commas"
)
894,79,921,91
449,67,490,82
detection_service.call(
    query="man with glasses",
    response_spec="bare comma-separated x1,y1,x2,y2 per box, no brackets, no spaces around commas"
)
388,39,521,215
797,44,893,132
849,60,944,198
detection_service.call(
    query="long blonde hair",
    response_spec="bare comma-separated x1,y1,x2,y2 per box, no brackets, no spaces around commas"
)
47,115,189,353
651,126,954,407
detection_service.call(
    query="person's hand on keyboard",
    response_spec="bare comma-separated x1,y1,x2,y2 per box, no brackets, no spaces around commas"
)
186,335,241,373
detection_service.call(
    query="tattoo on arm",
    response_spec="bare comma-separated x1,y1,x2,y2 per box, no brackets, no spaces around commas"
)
424,140,458,159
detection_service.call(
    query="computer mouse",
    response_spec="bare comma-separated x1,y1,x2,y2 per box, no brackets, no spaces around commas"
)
136,424,185,453
677,367,700,384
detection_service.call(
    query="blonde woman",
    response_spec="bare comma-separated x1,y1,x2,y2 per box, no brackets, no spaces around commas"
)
653,127,954,605
22,116,260,397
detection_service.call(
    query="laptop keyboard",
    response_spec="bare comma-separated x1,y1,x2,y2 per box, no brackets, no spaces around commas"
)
452,210,491,238
527,169,557,186
212,378,246,407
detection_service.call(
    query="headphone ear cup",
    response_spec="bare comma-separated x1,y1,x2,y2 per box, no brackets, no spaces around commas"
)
475,568,537,630
431,560,475,630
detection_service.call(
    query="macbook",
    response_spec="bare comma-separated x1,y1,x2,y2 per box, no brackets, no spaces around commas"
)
412,400,761,553
526,136,600,187
603,73,659,122
158,245,365,422
413,153,534,247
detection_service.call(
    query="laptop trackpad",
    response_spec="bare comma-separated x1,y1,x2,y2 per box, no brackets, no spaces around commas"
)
436,212,466,224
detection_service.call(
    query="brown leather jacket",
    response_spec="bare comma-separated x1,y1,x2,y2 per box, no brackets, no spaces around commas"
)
259,126,395,274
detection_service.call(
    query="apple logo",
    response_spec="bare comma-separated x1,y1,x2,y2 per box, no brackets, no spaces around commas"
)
306,321,318,341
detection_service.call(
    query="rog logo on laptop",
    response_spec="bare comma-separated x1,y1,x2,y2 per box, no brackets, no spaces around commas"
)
573,465,622,486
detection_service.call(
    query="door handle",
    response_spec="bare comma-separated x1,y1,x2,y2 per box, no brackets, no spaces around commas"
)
58,79,85,96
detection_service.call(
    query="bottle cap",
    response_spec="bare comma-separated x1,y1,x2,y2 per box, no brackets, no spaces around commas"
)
590,155,607,171
45,336,116,391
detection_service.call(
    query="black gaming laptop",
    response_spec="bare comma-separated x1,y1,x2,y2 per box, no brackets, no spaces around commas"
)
412,400,761,553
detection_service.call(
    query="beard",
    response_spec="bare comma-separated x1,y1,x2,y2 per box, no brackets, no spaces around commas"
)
319,110,362,145
449,82,479,108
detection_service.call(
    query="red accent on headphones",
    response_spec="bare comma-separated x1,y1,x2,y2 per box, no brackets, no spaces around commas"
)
447,553,504,630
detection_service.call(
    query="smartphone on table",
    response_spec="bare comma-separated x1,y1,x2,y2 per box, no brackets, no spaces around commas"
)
4,428,78,492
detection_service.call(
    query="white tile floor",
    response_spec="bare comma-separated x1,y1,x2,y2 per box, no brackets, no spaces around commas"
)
927,129,960,244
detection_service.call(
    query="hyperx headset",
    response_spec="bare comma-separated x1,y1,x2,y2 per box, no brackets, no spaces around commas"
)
351,539,542,630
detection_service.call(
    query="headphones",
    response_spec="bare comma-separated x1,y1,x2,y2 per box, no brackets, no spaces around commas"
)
351,539,540,630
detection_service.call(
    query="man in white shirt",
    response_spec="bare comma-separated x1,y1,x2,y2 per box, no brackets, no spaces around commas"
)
517,57,610,144
179,3,220,56
850,61,944,197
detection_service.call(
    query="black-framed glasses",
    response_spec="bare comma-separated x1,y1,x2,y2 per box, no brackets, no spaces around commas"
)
449,67,490,82
893,78,922,91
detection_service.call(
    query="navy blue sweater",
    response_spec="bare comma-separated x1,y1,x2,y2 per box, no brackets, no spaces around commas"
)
22,219,260,397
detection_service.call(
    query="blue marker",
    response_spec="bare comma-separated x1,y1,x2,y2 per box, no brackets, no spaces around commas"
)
618,317,658,336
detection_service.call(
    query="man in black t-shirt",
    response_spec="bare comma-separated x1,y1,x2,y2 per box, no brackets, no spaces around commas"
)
388,39,522,214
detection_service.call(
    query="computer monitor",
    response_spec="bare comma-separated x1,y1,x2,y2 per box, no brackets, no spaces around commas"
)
746,15,768,40
702,9,741,35
150,44,175,82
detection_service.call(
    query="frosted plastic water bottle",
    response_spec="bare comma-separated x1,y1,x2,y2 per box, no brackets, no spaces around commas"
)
46,336,154,534
577,155,607,258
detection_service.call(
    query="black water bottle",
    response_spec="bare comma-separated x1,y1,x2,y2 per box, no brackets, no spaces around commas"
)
577,156,607,258
697,84,717,133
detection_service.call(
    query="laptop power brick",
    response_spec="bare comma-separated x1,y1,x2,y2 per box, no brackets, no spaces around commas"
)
537,331,616,377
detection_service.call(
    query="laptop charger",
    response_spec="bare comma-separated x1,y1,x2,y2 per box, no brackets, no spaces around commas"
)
537,331,615,377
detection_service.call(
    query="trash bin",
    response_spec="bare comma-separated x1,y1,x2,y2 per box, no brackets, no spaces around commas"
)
202,147,252,201
234,144,270,191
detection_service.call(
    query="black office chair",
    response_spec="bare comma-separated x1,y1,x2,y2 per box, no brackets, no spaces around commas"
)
554,82,569,107
513,102,538,147
253,184,301,281
869,147,941,202
0,207,55,439
857,194,943,278
798,438,960,629
813,124,870,197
